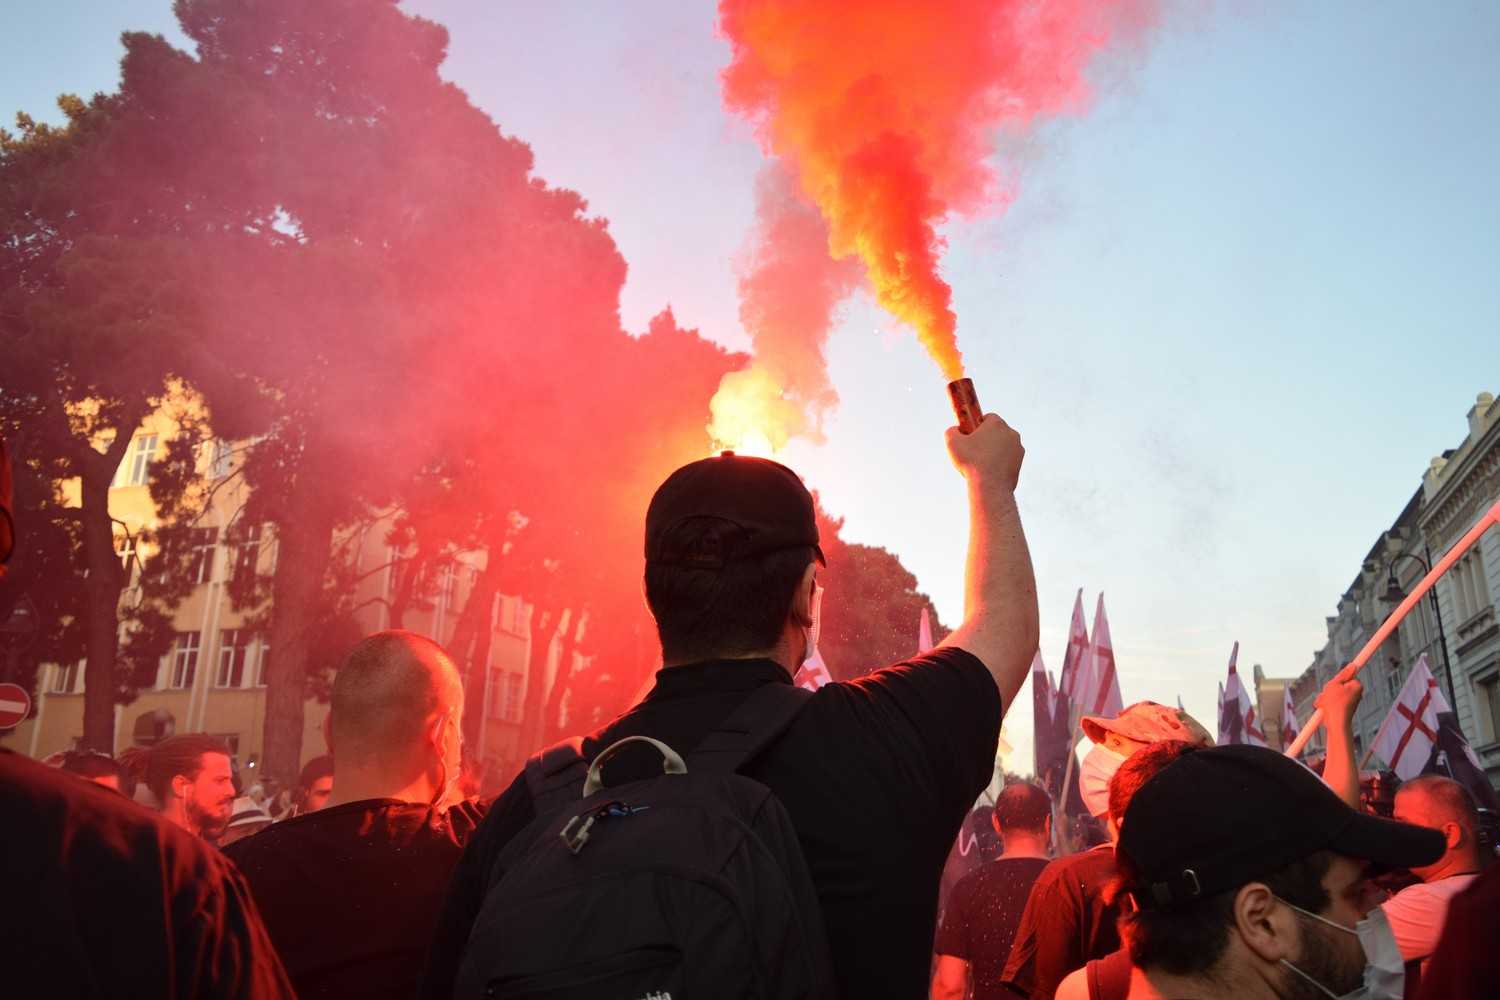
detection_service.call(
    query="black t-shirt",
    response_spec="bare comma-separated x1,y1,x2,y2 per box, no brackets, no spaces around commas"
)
0,750,293,998
935,856,1051,999
1001,845,1121,1000
226,796,487,1000
422,649,1002,1000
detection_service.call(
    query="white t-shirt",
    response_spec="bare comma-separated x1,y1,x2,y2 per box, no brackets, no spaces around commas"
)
1380,873,1480,968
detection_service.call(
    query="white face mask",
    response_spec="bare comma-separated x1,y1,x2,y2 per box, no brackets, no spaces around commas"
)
1079,744,1128,819
802,583,824,664
1280,900,1404,1000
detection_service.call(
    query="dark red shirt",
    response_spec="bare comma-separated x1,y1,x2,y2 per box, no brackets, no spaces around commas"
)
1001,845,1122,1000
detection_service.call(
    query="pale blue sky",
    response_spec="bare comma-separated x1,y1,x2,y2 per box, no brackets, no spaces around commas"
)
6,1,1498,771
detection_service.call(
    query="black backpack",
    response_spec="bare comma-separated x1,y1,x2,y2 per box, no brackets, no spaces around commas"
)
453,683,837,1000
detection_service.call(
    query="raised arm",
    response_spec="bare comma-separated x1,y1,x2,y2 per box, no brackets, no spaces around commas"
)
939,412,1039,708
1316,674,1364,809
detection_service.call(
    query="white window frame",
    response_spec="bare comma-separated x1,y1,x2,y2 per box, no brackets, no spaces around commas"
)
168,632,201,689
254,637,270,687
229,523,263,584
215,629,253,688
113,434,159,488
189,527,218,585
51,661,82,694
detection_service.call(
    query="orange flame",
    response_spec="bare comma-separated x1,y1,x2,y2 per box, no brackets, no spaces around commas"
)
719,0,1156,380
708,366,799,457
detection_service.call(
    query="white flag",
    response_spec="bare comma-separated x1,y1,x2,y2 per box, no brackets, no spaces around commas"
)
1058,589,1090,711
1222,643,1267,747
1281,685,1300,751
1371,654,1450,780
1080,594,1124,719
794,649,833,691
918,607,934,654
1216,680,1226,743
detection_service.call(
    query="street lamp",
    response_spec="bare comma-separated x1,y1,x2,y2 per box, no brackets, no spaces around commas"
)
1382,550,1459,711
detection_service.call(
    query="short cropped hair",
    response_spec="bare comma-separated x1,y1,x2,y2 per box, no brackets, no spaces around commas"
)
644,518,814,663
1109,739,1201,826
1399,775,1480,838
330,631,455,767
1119,849,1335,976
994,780,1052,835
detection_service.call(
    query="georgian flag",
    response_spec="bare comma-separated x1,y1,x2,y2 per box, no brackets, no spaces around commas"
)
1371,654,1450,780
794,649,833,691
1281,684,1300,752
1056,589,1090,714
1079,593,1123,719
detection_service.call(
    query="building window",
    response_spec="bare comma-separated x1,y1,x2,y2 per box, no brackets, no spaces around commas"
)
228,523,263,584
51,661,82,694
117,534,139,585
216,629,253,688
503,673,524,723
500,596,529,636
207,439,234,480
187,527,218,585
113,433,159,488
167,632,201,689
254,637,271,687
1385,668,1400,703
1482,676,1500,744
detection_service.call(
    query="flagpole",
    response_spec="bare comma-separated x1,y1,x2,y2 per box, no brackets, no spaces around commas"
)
1286,499,1500,758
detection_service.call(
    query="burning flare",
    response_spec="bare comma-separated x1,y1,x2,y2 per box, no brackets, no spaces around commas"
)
719,0,1158,380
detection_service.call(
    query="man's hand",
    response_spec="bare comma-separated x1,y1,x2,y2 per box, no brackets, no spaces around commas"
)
1316,673,1363,731
946,413,1024,494
1317,671,1364,808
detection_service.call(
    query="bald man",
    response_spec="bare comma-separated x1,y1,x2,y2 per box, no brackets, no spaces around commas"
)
226,630,487,1000
1382,775,1486,976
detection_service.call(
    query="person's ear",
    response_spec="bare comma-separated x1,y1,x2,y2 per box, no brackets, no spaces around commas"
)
172,772,192,802
1233,882,1300,964
1444,820,1463,851
790,562,817,627
992,812,1003,836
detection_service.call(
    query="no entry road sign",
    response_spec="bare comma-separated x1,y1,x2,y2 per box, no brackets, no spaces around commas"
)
0,682,30,729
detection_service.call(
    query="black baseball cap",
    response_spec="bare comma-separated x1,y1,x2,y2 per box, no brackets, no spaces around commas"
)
1118,744,1444,910
645,452,824,569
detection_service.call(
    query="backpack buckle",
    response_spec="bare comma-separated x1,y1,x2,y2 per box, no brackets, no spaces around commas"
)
560,813,597,855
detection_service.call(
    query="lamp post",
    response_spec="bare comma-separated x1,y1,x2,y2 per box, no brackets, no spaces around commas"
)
1382,548,1458,710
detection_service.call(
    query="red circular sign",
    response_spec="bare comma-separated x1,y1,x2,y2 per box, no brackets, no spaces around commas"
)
0,682,31,729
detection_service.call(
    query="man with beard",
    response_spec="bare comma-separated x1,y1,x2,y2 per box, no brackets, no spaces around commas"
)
123,734,237,839
1113,744,1444,999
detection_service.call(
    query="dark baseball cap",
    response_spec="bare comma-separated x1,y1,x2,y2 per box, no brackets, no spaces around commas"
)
1118,744,1444,910
645,452,824,569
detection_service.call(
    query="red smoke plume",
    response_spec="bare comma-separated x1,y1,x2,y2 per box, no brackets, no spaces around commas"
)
719,0,1158,382
710,163,862,454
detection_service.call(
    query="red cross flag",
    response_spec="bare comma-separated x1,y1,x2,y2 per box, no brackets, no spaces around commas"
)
1281,684,1300,752
794,649,833,691
1057,589,1090,713
1080,593,1124,719
1371,654,1450,780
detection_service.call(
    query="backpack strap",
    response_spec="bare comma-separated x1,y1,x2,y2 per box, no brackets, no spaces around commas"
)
524,736,589,819
689,681,814,774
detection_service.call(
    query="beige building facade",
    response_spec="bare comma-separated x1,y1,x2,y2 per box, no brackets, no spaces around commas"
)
2,410,561,785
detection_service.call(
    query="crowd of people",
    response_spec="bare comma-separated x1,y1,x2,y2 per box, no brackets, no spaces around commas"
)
2,416,1496,998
